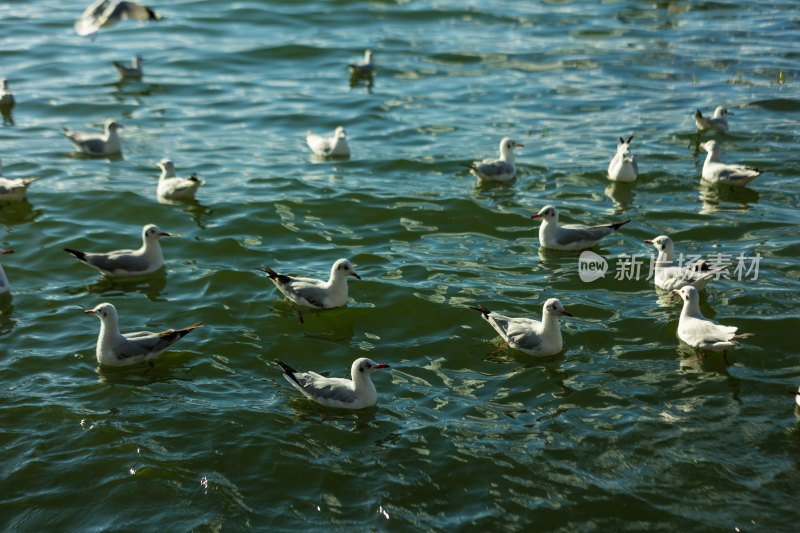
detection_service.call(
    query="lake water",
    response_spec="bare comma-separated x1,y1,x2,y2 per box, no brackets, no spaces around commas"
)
2,0,799,530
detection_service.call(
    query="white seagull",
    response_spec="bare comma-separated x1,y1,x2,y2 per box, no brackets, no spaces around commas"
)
531,205,630,251
644,235,728,292
674,286,754,358
694,106,733,133
0,78,14,108
85,302,201,367
112,55,143,78
274,357,390,409
0,249,14,295
470,298,572,357
64,224,170,278
259,258,360,310
700,140,765,186
0,159,39,202
63,118,123,156
464,137,523,183
306,126,350,157
75,0,162,37
348,50,375,74
608,136,639,182
156,159,205,200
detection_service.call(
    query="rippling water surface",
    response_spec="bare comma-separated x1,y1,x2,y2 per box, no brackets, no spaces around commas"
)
2,0,800,530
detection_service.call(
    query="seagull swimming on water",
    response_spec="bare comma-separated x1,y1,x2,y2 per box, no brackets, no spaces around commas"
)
306,126,350,157
259,258,360,310
156,159,205,200
112,55,143,78
274,357,390,409
464,137,523,183
699,140,765,186
0,249,14,295
85,302,201,366
694,106,733,133
64,224,170,278
0,78,14,108
470,298,572,357
644,235,728,292
607,136,638,182
531,205,630,251
673,285,754,360
0,159,39,202
348,50,374,74
62,118,123,156
75,0,162,38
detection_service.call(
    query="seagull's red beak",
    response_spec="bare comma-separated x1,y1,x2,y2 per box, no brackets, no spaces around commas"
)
670,290,680,300
350,271,362,280
159,232,171,237
515,142,524,148
374,363,390,369
1,249,13,255
644,239,653,244
560,310,573,317
85,309,95,315
531,214,542,219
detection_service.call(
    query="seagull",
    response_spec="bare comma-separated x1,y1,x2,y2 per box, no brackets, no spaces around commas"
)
75,0,162,38
608,136,638,182
531,205,630,251
63,118,123,156
699,140,765,186
0,78,14,108
306,126,350,157
463,137,523,183
694,106,733,133
64,224,170,278
258,258,360,310
348,50,374,74
112,55,143,78
0,249,14,295
156,159,205,200
795,386,800,408
85,302,201,366
470,298,572,357
644,235,728,291
0,159,39,201
673,285,754,359
274,357,389,409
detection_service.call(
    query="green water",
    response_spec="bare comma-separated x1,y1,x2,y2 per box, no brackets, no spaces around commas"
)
2,0,800,530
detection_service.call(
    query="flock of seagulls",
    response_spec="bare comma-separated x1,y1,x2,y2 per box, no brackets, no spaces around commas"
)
0,1,776,410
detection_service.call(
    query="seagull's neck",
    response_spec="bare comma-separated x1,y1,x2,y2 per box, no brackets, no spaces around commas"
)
159,168,176,180
141,238,163,263
704,149,721,164
538,217,559,241
540,310,561,334
96,315,123,362
499,148,514,163
680,298,703,319
655,246,674,265
351,372,377,402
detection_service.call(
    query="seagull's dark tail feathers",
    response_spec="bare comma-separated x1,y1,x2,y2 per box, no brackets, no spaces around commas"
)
274,359,301,385
469,305,492,317
258,265,292,284
147,8,162,21
610,219,631,231
64,248,87,262
188,173,201,183
695,109,703,119
461,163,476,171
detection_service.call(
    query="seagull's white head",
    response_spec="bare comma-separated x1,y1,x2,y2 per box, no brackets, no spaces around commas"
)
104,119,123,132
673,285,700,304
699,140,719,154
531,205,558,223
364,50,373,63
332,258,361,280
499,137,522,159
334,126,347,139
143,224,170,241
713,106,733,118
644,235,674,255
352,357,389,380
157,159,175,173
543,298,572,318
85,302,118,322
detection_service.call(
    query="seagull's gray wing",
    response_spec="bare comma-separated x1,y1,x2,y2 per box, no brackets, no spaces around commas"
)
297,375,358,403
77,138,108,154
555,226,609,247
86,251,150,273
473,160,514,179
504,318,544,352
109,1,158,22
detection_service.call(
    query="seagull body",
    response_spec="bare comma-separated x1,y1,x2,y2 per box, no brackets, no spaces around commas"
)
156,159,204,200
465,137,523,183
0,159,38,201
112,55,143,78
85,302,201,366
645,235,726,291
694,106,732,133
306,126,350,157
608,136,638,182
274,357,389,409
532,205,630,251
700,140,764,186
75,0,161,37
0,249,14,295
470,298,572,357
259,258,360,310
0,78,14,107
63,119,123,155
65,224,169,278
674,286,754,353
348,50,374,74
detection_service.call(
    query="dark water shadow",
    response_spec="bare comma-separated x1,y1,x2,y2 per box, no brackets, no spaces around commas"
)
0,200,42,226
63,270,168,302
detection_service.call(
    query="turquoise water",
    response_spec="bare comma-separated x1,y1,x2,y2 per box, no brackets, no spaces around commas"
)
2,0,800,530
